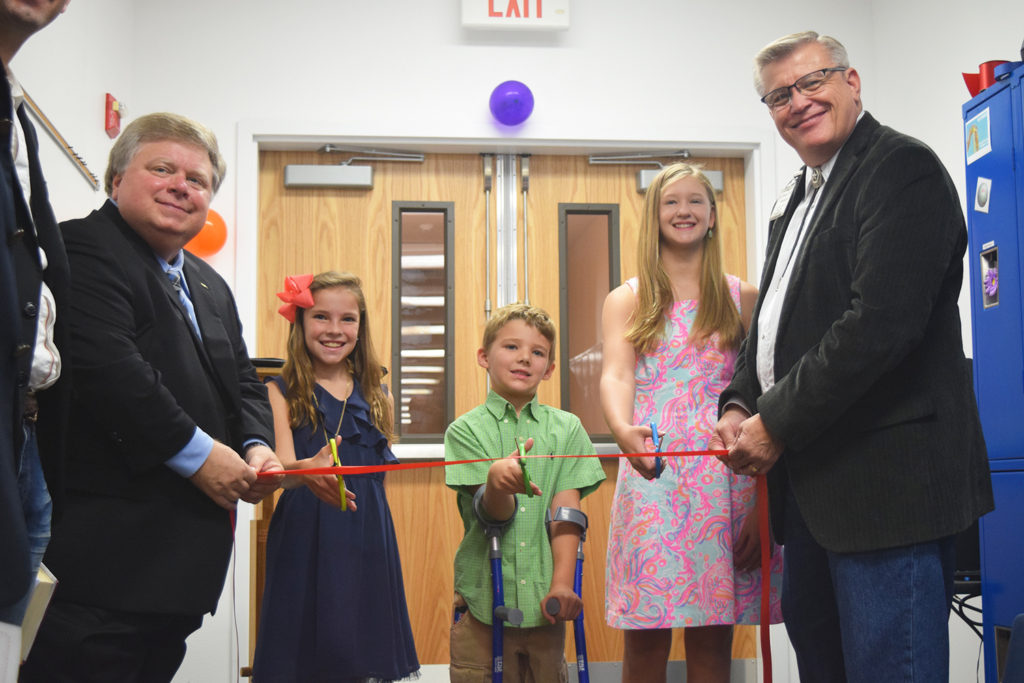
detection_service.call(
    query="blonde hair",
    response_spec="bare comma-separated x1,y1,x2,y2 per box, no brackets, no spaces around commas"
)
105,112,226,195
627,162,742,354
483,303,556,360
281,271,395,442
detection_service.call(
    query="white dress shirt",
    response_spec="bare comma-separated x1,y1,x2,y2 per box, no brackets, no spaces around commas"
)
6,68,60,393
755,154,838,393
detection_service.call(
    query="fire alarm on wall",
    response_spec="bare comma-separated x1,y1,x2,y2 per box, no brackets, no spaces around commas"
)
104,93,122,138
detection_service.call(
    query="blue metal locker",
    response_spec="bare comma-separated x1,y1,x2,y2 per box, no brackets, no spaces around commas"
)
963,62,1024,682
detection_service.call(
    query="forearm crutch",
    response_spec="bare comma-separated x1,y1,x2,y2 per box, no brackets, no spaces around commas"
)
544,506,590,683
486,521,523,683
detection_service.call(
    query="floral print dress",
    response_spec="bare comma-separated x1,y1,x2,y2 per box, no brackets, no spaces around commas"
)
605,275,782,629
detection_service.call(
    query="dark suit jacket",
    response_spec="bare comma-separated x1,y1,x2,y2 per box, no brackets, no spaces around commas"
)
17,102,72,518
721,113,994,553
0,70,70,607
0,74,31,608
43,200,274,615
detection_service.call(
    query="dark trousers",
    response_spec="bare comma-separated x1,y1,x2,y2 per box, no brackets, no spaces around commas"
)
20,599,204,683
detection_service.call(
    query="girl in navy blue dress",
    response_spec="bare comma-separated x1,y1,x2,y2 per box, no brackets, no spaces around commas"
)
253,271,419,682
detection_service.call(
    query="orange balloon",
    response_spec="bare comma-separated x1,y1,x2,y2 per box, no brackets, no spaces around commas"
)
186,209,228,257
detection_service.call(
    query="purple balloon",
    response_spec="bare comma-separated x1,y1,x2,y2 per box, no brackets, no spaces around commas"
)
489,80,535,126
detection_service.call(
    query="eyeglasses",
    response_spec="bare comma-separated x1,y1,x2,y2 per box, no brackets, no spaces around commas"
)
760,67,848,109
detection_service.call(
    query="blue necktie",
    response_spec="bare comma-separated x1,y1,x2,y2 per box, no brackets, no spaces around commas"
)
167,267,201,338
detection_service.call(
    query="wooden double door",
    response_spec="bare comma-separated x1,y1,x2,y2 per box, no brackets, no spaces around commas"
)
252,150,754,665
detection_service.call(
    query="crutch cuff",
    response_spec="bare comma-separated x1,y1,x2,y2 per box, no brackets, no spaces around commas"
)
545,506,588,540
473,484,517,531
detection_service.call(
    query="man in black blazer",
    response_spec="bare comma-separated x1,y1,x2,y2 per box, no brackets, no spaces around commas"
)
0,0,72,626
714,32,993,681
21,113,283,682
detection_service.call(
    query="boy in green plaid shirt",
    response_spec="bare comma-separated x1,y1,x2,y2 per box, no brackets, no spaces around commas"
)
445,303,605,682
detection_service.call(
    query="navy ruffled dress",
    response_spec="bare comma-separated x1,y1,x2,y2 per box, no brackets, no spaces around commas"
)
253,378,419,682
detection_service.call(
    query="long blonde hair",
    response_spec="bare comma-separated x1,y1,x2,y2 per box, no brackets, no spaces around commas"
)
281,271,395,442
627,162,743,354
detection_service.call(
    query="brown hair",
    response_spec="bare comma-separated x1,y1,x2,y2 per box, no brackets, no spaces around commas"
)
281,271,394,442
483,303,556,360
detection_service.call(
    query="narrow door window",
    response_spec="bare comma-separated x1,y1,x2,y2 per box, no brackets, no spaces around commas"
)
392,203,455,440
558,204,620,440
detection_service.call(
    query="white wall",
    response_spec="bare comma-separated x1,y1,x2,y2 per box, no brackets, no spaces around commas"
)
15,0,1024,336
11,1,131,219
10,1,1021,680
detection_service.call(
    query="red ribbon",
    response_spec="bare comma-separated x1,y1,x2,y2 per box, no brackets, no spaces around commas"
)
757,474,773,681
257,449,727,477
276,274,315,324
259,449,773,682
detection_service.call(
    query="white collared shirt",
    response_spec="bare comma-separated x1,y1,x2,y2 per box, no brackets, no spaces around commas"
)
7,67,61,392
755,153,838,393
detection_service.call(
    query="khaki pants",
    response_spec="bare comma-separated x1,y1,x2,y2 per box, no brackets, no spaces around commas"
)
450,593,568,683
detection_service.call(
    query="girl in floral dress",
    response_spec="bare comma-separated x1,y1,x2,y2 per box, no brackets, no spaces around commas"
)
600,163,782,682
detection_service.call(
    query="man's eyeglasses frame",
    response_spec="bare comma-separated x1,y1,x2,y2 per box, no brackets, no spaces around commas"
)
761,67,849,110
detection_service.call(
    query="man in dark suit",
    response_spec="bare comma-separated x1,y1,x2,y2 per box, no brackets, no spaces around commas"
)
21,112,284,682
0,0,72,627
714,31,994,681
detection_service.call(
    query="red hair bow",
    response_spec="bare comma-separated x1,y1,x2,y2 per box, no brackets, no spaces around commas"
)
276,274,315,324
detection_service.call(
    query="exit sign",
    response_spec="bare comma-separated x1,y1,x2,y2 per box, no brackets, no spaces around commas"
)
462,0,570,30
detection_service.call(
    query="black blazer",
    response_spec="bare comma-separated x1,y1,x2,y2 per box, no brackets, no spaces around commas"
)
0,76,31,608
721,113,993,553
43,201,274,615
0,71,70,606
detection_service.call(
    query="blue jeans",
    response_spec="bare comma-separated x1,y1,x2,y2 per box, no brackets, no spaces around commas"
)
0,422,52,626
781,487,956,682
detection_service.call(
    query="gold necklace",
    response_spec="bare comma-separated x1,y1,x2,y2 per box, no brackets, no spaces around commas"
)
313,379,350,446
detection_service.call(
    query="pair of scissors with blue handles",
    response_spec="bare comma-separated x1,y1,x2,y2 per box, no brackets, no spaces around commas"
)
649,421,663,479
